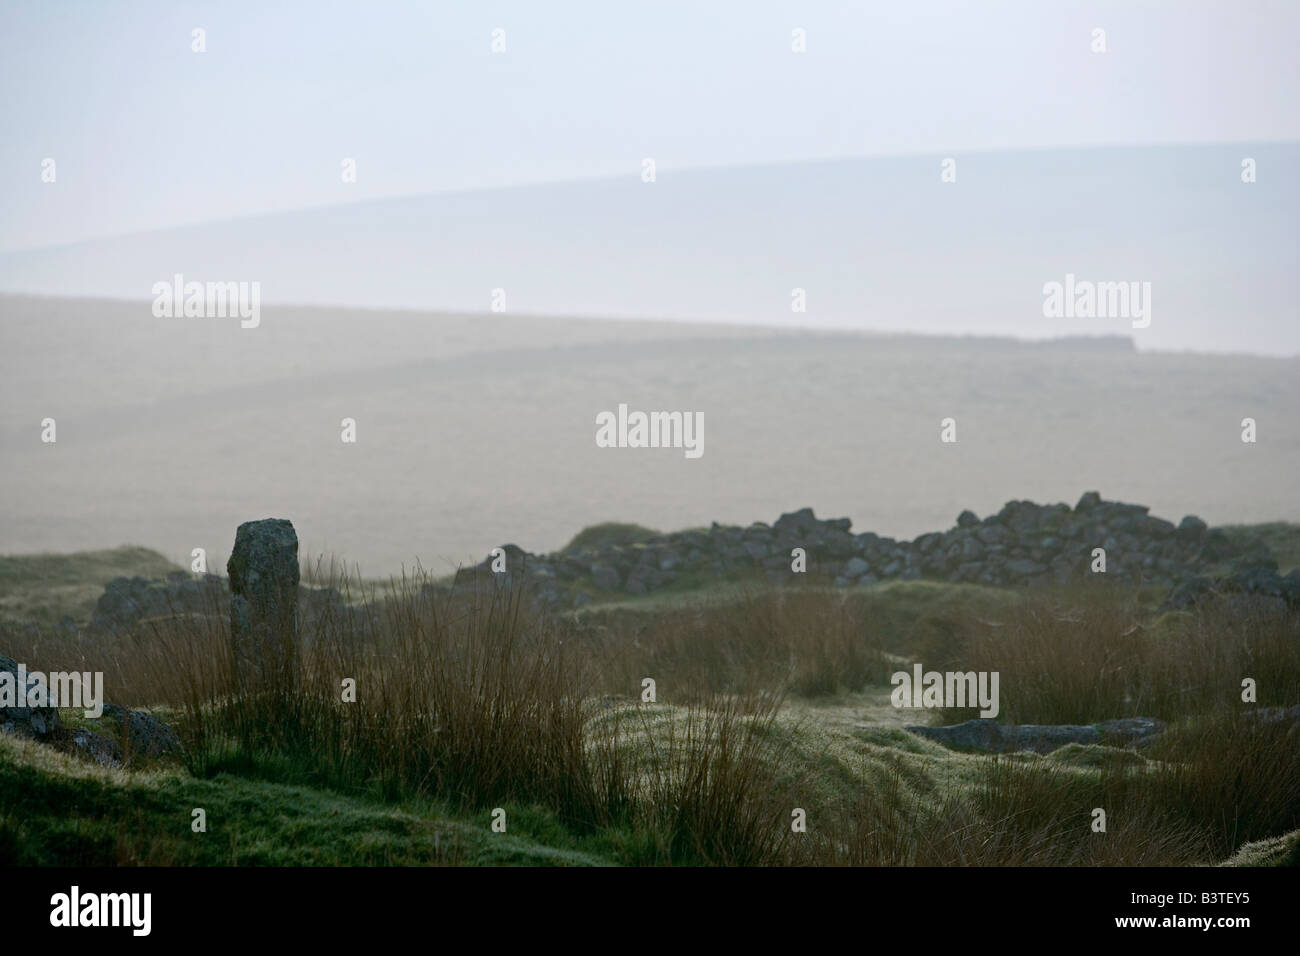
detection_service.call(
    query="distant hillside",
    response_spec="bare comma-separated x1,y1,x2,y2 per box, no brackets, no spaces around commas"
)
1,142,1297,354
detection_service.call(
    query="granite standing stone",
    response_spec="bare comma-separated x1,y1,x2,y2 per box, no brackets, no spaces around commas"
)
227,518,300,695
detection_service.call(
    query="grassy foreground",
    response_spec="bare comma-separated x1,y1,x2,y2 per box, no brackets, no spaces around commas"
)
2,528,1298,867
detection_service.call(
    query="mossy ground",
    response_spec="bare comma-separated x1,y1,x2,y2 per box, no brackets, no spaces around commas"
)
0,733,611,866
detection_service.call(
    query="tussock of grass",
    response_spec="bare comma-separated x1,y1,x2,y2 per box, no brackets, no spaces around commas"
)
1048,744,1148,770
1221,828,1300,867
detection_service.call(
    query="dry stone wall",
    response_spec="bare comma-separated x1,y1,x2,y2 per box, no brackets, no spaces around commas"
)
452,491,1299,611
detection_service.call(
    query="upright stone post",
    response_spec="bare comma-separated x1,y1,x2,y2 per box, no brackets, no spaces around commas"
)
227,518,300,696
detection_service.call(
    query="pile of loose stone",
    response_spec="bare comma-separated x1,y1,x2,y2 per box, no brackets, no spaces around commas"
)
445,491,1300,611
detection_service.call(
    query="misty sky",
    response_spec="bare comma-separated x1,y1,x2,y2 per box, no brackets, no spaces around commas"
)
2,0,1298,252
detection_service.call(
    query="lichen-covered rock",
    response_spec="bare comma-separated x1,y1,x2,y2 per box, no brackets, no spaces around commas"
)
907,720,1101,754
591,564,621,591
908,716,1166,755
0,653,59,738
843,556,871,578
101,703,182,759
65,726,123,767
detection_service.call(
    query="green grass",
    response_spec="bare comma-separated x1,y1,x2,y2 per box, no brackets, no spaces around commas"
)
560,522,661,555
0,733,610,866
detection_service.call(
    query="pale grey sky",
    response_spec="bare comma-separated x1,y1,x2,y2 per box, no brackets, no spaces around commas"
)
2,0,1298,252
